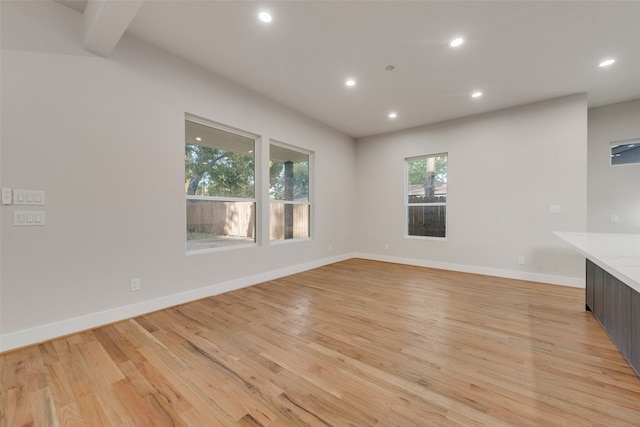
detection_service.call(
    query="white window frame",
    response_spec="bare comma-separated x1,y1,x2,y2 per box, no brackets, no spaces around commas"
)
269,140,313,243
185,114,259,254
405,153,448,240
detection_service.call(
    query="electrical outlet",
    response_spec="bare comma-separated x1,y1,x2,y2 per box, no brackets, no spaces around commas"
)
130,278,141,292
549,205,561,214
518,256,525,265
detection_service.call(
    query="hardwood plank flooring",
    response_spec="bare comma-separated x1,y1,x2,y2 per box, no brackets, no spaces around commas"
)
2,259,640,426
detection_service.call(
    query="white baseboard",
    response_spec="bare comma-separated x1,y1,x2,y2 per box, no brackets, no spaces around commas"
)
0,253,355,353
355,252,585,288
0,251,583,353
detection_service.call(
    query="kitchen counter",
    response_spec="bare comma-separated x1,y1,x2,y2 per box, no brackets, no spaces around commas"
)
554,231,640,376
554,231,640,294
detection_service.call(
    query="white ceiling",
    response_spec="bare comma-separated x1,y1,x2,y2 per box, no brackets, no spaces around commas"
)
62,1,640,138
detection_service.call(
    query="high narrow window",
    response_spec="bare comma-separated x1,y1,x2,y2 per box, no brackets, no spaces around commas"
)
185,117,257,252
406,153,447,238
610,138,640,165
269,142,311,241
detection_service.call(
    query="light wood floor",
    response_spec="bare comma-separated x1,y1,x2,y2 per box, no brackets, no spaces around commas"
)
2,259,640,426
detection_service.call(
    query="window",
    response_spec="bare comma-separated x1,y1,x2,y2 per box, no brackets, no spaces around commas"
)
185,117,256,251
611,138,640,165
406,153,447,238
269,142,311,241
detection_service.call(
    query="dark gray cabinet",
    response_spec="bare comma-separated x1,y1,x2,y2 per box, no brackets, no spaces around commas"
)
631,289,640,374
611,274,631,359
585,259,639,376
591,261,604,324
586,260,594,311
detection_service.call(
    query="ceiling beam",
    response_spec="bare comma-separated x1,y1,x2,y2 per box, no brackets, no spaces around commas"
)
82,0,144,57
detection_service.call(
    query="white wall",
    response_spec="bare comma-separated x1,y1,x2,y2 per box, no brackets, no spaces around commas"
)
355,95,588,285
0,1,595,352
0,1,356,351
587,99,640,233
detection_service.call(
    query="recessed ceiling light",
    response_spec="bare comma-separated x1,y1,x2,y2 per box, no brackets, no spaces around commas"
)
388,112,398,119
450,37,464,47
471,91,483,98
258,11,273,23
599,58,616,67
345,79,356,87
195,137,202,141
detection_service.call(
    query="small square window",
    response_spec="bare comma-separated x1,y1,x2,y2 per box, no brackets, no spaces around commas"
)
610,139,640,165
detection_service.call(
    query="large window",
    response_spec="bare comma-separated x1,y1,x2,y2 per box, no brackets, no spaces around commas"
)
269,142,311,241
185,117,256,251
406,153,447,238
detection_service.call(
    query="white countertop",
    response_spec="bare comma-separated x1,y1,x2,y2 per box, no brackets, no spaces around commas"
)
554,232,640,294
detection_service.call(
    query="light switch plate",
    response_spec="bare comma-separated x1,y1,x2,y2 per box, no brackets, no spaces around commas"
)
13,190,45,206
14,210,46,226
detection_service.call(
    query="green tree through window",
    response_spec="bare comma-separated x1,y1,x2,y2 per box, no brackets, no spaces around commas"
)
185,144,254,198
269,143,311,241
185,118,256,251
406,154,447,238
